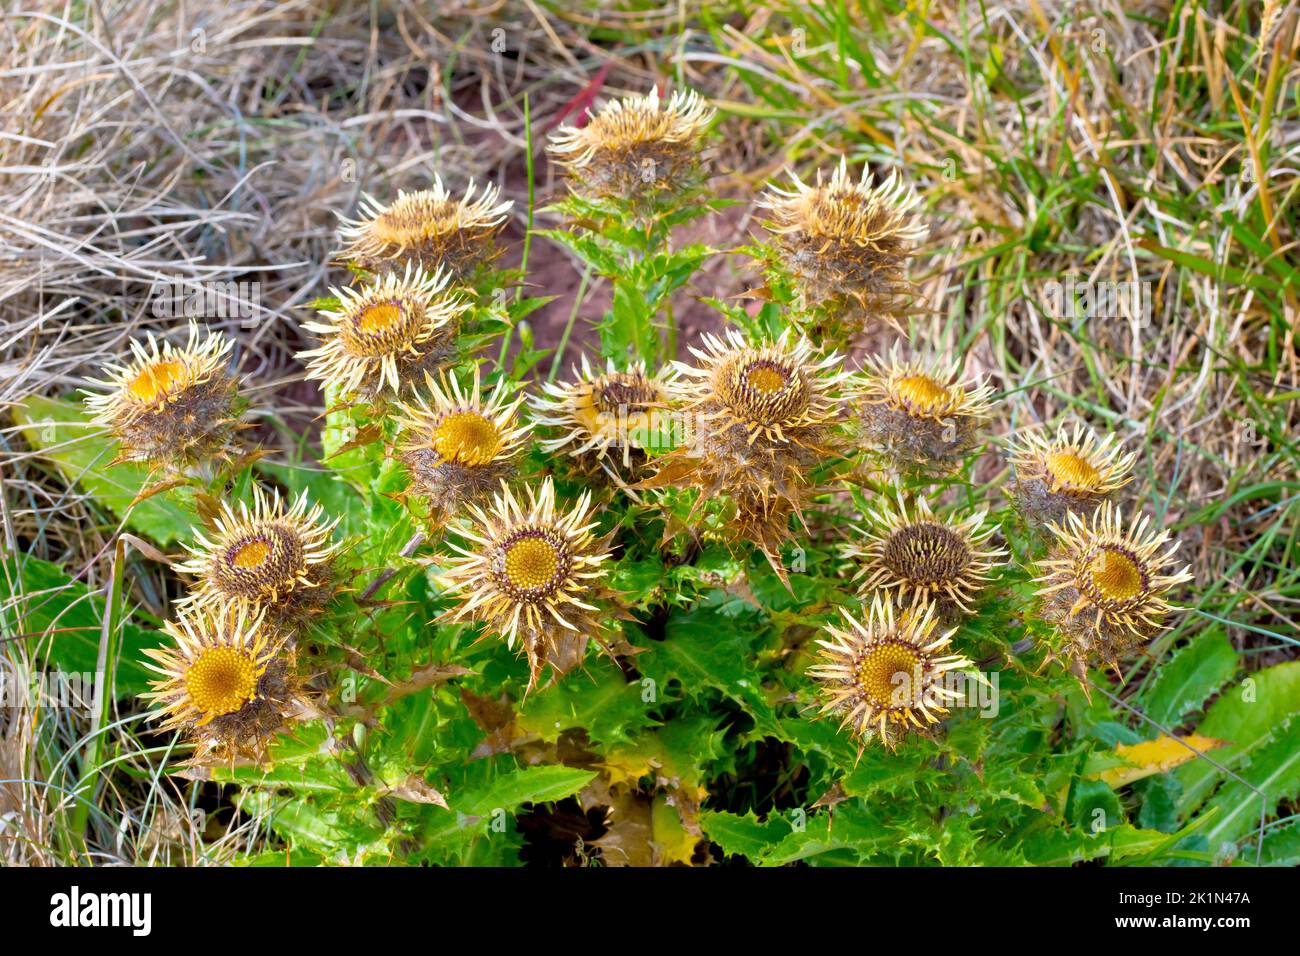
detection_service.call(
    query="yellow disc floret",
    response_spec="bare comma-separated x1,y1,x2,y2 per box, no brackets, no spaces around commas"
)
503,535,562,592
1089,547,1145,603
854,642,923,710
184,646,259,720
432,411,504,467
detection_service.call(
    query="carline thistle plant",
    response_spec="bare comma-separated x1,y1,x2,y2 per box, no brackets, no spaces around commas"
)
176,485,341,630
81,83,1199,848
437,478,618,692
642,328,851,581
758,158,927,336
140,603,308,764
1008,422,1137,528
394,365,531,526
335,175,513,277
529,356,681,487
548,86,716,203
808,597,980,754
1032,502,1193,687
297,265,467,401
853,343,996,477
82,321,246,473
845,490,1007,624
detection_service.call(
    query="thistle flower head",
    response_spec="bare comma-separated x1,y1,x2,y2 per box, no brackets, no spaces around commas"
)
177,486,340,626
297,265,466,399
1034,502,1192,671
336,176,512,275
642,329,850,575
759,159,926,323
530,355,680,476
677,328,849,443
82,322,242,468
140,604,303,763
1009,422,1136,527
548,87,715,200
395,365,529,521
846,491,1006,618
439,479,614,690
855,344,994,474
808,597,977,752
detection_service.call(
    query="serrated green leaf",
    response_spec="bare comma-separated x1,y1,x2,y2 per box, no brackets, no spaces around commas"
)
422,764,597,844
517,661,658,748
1197,718,1300,850
637,604,781,735
1137,774,1182,833
755,805,890,866
266,798,382,854
1069,778,1125,831
1178,661,1300,816
699,810,788,861
984,759,1051,810
1260,822,1300,867
607,554,666,608
1021,823,1189,866
533,228,620,275
1142,630,1238,727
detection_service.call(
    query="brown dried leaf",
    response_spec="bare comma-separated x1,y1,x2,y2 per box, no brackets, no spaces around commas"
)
191,491,225,533
381,774,449,809
326,422,384,459
129,476,191,510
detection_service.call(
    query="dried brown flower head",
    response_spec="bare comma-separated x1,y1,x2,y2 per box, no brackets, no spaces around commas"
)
854,344,994,475
548,87,715,201
395,365,529,524
808,597,978,753
760,159,926,326
1009,422,1136,527
141,604,306,764
336,176,512,276
530,355,681,485
845,492,1005,621
177,486,340,628
83,322,243,470
297,265,467,400
642,328,849,576
438,479,616,691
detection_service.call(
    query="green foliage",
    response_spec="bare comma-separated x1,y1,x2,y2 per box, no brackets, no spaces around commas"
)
538,192,730,363
1198,720,1300,851
12,42,1295,866
18,276,1292,871
1176,663,1300,818
1140,629,1239,728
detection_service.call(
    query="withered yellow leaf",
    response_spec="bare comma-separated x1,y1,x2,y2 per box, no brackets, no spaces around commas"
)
650,795,700,867
1091,734,1228,788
